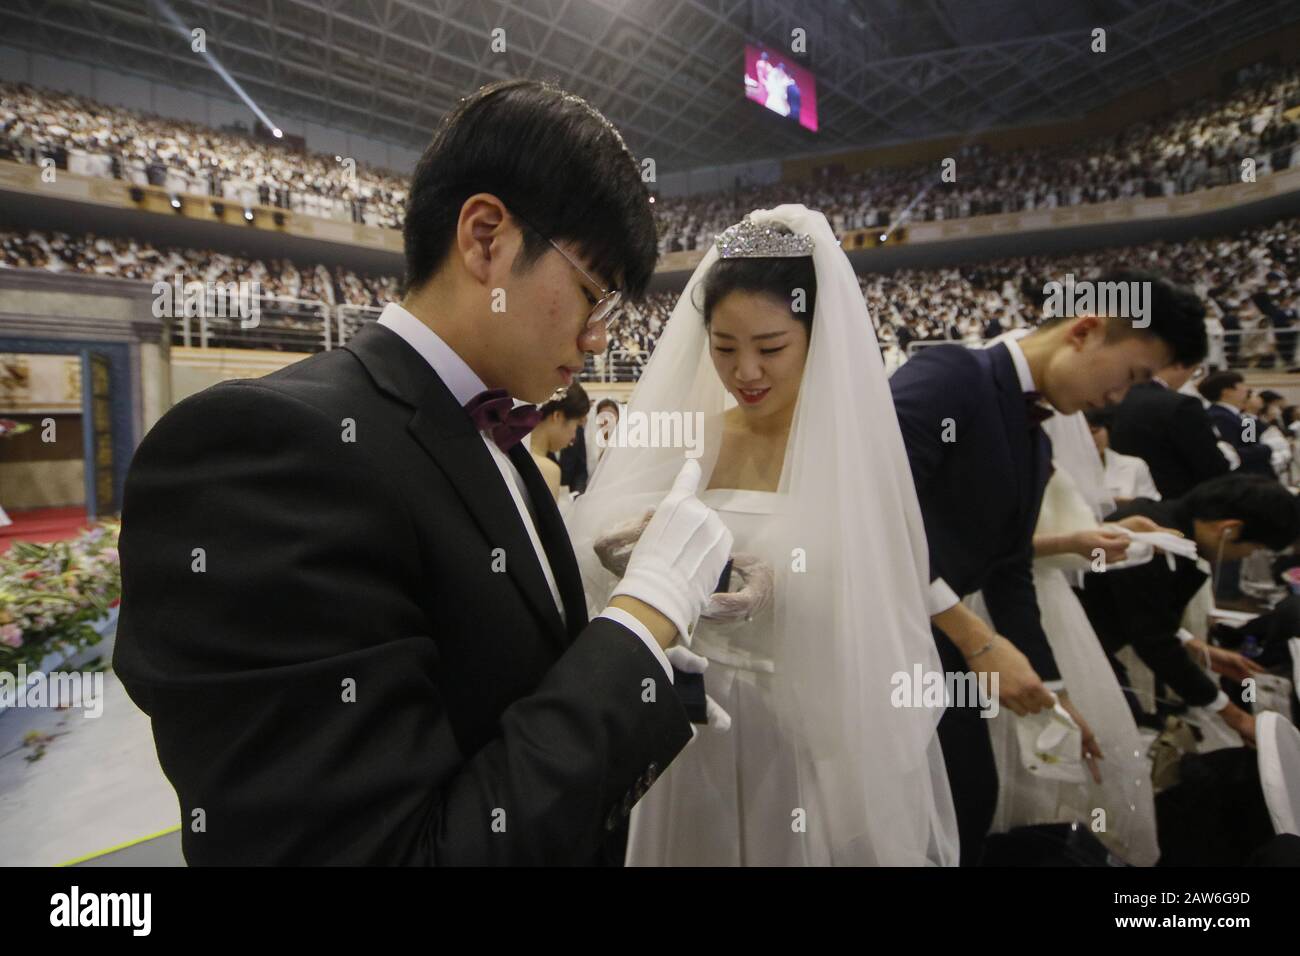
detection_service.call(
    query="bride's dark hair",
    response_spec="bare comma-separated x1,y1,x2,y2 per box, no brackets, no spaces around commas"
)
694,227,817,328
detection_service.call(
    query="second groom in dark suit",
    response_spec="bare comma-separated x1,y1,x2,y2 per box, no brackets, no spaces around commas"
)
889,271,1210,864
1108,362,1229,498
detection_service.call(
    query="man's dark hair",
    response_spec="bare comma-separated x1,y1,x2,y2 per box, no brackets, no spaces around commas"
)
539,382,591,421
1042,270,1208,366
1198,370,1244,403
402,80,657,299
1180,475,1300,551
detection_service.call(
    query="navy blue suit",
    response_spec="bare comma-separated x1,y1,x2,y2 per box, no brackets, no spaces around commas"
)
890,341,1059,863
1206,404,1274,478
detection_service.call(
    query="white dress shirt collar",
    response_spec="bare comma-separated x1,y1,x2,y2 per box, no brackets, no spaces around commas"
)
377,301,486,406
1001,329,1037,393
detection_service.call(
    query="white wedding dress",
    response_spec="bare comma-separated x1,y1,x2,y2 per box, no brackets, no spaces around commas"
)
626,487,840,865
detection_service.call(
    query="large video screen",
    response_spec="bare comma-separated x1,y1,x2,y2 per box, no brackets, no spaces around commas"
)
744,44,818,132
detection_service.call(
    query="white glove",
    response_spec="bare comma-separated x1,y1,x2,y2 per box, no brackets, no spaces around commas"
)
610,459,733,646
665,644,732,733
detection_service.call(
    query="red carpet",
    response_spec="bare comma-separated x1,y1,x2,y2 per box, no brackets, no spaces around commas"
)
0,507,96,553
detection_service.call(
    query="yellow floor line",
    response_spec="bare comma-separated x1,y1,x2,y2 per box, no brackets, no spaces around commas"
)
55,824,183,867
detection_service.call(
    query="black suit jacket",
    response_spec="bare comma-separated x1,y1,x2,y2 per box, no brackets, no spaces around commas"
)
1206,404,1275,478
889,341,1060,682
1109,381,1229,498
1075,497,1220,707
113,321,691,865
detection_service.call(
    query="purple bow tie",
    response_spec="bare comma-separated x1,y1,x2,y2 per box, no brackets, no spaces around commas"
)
463,388,542,451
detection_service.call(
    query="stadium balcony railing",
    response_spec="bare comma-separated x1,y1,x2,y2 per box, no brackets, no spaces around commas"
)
841,140,1300,246
170,295,333,353
5,136,1299,274
17,142,391,227
656,139,1300,272
0,156,404,254
173,300,651,382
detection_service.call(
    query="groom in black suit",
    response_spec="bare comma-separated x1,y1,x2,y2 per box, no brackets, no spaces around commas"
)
1076,475,1300,744
1107,361,1228,499
113,80,733,865
1199,371,1275,479
889,271,1210,864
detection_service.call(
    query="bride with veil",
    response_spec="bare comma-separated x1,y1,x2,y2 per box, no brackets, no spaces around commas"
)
566,205,959,865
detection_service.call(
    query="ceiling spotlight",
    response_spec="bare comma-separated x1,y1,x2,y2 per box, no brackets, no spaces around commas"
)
244,207,255,222
648,195,656,204
170,194,182,210
272,128,283,139
879,233,887,242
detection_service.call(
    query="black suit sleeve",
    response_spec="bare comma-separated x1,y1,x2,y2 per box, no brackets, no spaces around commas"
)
981,548,1061,683
1087,562,1220,707
1172,400,1230,485
1210,407,1274,474
888,346,973,587
114,382,690,865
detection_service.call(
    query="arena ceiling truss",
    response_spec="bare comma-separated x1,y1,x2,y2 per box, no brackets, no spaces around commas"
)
2,0,1298,174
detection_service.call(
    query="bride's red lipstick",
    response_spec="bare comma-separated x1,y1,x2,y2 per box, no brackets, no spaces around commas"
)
737,387,770,405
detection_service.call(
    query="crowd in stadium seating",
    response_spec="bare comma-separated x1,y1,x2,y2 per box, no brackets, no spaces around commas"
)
0,229,399,305
0,82,408,227
4,61,1300,253
654,63,1300,251
3,216,1298,370
865,216,1300,372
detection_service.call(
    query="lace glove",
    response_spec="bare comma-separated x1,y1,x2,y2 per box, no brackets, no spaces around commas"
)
701,552,774,623
593,510,653,578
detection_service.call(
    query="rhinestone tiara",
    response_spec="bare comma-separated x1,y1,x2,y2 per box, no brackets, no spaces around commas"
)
715,217,815,259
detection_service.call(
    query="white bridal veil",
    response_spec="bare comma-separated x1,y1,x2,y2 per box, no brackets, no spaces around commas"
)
567,204,959,865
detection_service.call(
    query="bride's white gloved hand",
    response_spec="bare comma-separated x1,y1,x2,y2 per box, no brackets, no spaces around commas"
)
593,510,653,578
701,553,774,623
664,644,732,732
610,459,733,646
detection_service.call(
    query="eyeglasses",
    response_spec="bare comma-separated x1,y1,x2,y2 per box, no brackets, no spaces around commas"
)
511,211,622,331
545,238,623,331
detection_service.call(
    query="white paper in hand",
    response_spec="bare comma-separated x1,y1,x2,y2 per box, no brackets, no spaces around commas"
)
1015,697,1088,783
1103,525,1199,572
